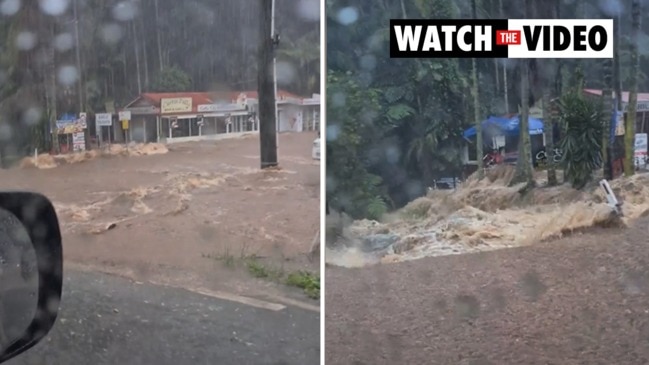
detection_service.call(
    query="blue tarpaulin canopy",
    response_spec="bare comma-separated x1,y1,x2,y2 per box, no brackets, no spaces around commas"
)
463,115,544,139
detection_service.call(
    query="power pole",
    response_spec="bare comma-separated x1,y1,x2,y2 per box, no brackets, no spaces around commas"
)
258,0,278,169
272,0,279,148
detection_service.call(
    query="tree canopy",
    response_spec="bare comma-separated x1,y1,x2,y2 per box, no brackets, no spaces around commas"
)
327,0,646,218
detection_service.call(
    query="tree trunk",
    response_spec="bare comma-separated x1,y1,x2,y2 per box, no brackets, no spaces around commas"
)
122,52,128,94
511,0,534,188
542,83,557,185
601,57,614,179
140,15,149,90
494,58,500,95
48,23,59,154
494,59,500,94
132,21,142,95
258,0,277,169
624,0,641,176
499,0,508,114
72,0,84,112
154,0,164,71
511,58,534,188
614,14,622,110
472,0,483,178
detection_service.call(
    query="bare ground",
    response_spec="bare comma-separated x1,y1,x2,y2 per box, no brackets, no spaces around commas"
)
0,132,320,304
326,216,649,364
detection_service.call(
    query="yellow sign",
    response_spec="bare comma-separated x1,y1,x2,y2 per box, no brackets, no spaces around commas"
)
121,120,129,130
161,97,192,114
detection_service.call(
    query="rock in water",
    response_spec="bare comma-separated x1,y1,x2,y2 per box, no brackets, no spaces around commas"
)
361,234,400,253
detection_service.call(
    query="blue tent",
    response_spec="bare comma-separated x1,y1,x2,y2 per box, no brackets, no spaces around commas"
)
463,115,544,139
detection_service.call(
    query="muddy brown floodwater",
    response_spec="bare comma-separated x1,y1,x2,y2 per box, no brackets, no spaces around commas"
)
0,132,320,304
326,216,649,365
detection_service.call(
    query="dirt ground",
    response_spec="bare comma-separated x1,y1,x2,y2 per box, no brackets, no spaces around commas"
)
326,215,649,364
0,132,320,303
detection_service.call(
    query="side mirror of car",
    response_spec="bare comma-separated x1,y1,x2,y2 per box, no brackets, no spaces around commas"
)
0,192,63,363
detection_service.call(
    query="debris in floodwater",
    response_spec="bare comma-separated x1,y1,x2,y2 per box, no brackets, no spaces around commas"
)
89,222,117,235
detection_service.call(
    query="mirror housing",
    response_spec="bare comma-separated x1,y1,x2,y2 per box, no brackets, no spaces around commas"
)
0,192,63,363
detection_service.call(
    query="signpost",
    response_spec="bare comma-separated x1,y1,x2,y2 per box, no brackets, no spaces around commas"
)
118,110,131,121
95,113,112,127
119,110,131,144
95,113,112,145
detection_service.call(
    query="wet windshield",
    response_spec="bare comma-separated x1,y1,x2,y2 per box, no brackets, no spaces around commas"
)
325,0,649,364
0,0,320,363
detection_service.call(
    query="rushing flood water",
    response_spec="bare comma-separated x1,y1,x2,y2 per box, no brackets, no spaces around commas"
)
327,165,649,267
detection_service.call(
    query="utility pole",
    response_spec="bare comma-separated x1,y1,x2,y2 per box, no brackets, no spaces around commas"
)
272,0,280,148
258,0,278,169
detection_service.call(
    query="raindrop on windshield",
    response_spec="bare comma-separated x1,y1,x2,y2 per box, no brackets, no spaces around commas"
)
38,0,70,16
22,107,42,127
53,33,74,52
296,0,319,21
276,61,297,85
100,23,124,44
0,0,20,16
331,92,346,107
112,1,138,22
58,65,79,86
15,31,37,51
360,55,377,71
0,124,13,141
337,7,358,25
598,0,624,16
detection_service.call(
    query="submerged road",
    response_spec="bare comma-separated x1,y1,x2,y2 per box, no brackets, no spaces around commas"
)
8,270,319,365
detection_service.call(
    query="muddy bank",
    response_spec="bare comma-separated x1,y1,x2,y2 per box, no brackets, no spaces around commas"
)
326,165,649,267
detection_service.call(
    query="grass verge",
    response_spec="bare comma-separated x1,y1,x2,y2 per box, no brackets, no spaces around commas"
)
203,250,320,300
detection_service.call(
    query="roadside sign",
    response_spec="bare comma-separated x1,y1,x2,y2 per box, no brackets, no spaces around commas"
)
634,133,647,168
197,115,204,127
72,132,85,152
121,120,129,130
96,113,112,127
79,112,87,128
118,110,131,121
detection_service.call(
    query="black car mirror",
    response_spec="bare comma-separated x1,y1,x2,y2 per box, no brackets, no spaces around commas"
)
0,192,63,363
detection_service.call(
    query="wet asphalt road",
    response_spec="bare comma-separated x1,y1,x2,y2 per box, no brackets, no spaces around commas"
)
7,270,319,365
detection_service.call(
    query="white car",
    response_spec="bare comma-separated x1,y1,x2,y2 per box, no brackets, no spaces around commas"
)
312,135,320,160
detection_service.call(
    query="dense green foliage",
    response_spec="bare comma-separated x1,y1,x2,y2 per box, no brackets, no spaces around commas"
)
327,0,645,219
327,1,472,214
326,72,387,219
150,67,193,93
558,91,605,189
